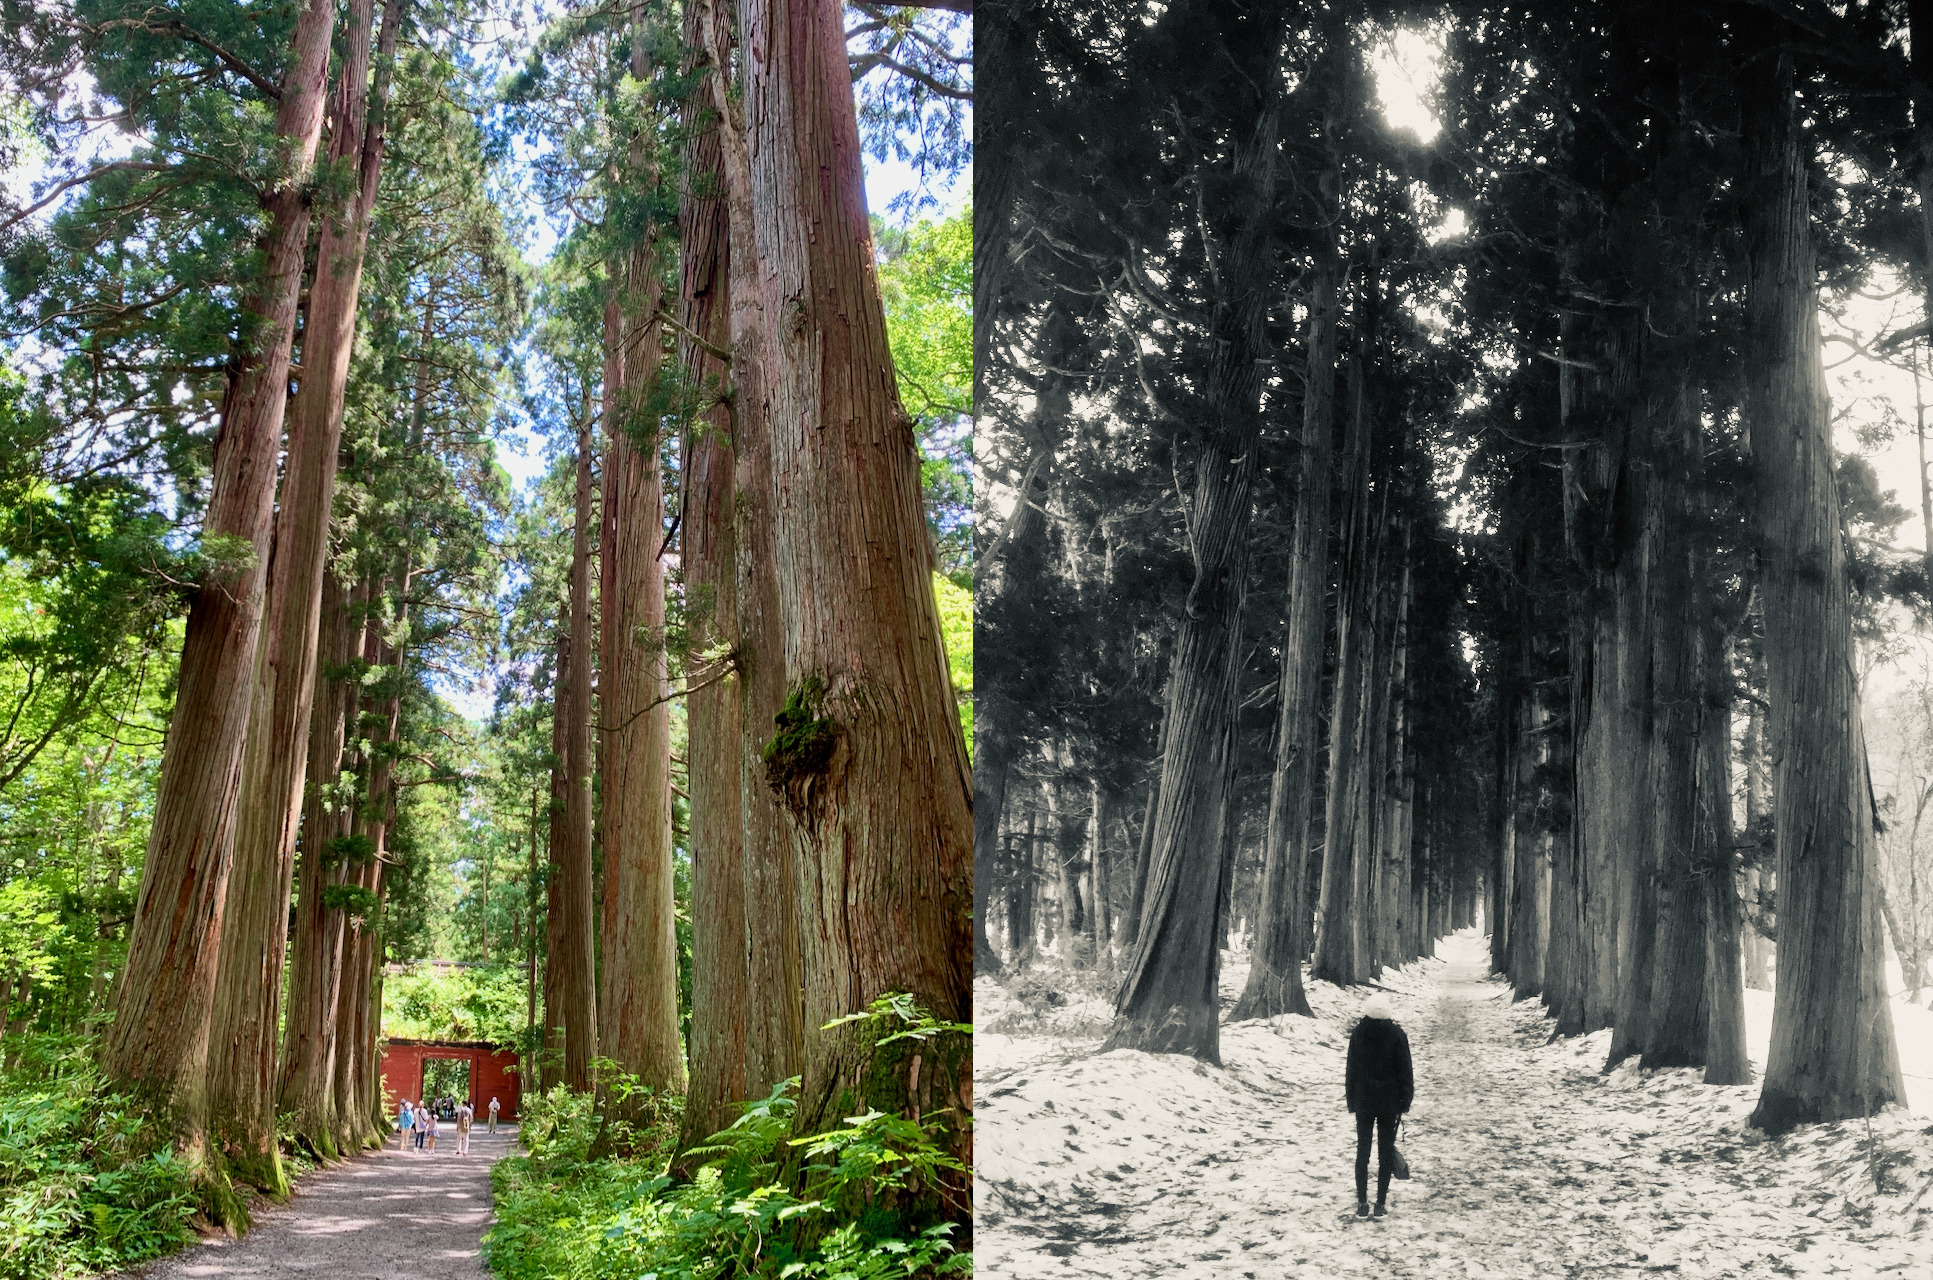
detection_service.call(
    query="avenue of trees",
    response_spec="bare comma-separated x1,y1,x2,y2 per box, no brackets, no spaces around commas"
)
0,0,972,1252
977,0,1923,1135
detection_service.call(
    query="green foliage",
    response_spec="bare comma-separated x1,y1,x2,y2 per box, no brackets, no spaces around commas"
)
381,962,528,1044
0,1035,197,1278
932,573,972,758
484,1069,969,1280
878,209,972,588
319,884,381,920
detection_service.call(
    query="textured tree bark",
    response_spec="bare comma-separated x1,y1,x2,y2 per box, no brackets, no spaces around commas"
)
675,3,749,1150
1051,762,1085,966
1741,697,1774,990
1353,510,1396,977
736,0,974,1174
1089,780,1112,969
1701,632,1751,1085
1546,694,1583,1034
332,582,397,1155
100,0,337,1196
1014,807,1040,965
599,262,684,1098
210,0,402,1191
1106,6,1283,1059
1509,692,1549,999
1314,260,1378,989
597,15,683,1106
1230,226,1338,1022
1742,51,1904,1133
1123,772,1158,949
544,417,600,1093
701,1,803,1100
277,571,358,1158
1641,525,1708,1069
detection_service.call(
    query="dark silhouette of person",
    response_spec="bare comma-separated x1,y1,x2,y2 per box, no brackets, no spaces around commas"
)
1344,991,1413,1218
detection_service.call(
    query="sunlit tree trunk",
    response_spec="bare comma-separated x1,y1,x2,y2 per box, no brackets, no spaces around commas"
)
596,13,683,1107
676,0,748,1150
101,0,337,1202
1742,49,1904,1132
701,1,803,1100
210,0,402,1189
278,570,358,1159
1702,631,1751,1085
736,0,973,1175
545,412,599,1093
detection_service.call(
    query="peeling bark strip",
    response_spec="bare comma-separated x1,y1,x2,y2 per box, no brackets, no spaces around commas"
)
1107,1,1287,1062
735,0,973,1179
1741,50,1904,1133
100,0,337,1188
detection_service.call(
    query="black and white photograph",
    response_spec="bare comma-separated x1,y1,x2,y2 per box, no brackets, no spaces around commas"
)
974,2,1933,1274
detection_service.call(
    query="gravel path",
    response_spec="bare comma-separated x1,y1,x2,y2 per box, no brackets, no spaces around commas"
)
127,1125,519,1279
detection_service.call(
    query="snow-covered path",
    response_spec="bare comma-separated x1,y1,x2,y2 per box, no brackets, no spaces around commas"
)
977,931,1933,1278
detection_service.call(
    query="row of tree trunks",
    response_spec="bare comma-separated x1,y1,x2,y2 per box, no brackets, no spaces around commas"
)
99,0,339,1214
210,0,402,1193
1740,47,1904,1132
1313,250,1382,990
1226,106,1340,1018
277,570,358,1158
1105,0,1286,1063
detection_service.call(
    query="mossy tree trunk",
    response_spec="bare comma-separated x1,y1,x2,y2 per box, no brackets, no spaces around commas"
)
735,0,973,1195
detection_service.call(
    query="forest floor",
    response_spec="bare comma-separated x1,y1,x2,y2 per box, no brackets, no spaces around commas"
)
120,1125,518,1279
977,930,1933,1278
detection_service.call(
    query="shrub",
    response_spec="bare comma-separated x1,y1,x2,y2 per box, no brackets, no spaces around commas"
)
0,1033,197,1279
484,1002,970,1280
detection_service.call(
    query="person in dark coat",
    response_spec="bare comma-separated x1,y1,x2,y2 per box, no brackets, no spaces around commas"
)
1344,991,1413,1218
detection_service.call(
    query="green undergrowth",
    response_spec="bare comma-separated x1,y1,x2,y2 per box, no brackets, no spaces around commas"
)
0,1033,198,1279
484,1007,970,1280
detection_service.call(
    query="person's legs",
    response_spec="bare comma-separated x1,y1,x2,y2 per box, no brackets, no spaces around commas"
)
1375,1112,1397,1208
1354,1110,1373,1206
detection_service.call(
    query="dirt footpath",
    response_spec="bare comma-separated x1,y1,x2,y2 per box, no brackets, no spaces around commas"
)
126,1125,518,1279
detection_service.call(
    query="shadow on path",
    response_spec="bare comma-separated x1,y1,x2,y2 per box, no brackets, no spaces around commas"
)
124,1126,520,1279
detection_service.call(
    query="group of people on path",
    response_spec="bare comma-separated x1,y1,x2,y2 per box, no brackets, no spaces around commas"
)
396,1095,501,1156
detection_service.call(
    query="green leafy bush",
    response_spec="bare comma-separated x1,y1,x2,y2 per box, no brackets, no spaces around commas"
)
484,1006,970,1280
0,1034,197,1278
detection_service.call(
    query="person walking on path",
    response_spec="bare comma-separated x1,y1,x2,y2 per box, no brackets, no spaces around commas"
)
415,1101,430,1151
425,1103,440,1153
454,1100,473,1156
1345,991,1413,1219
487,1096,499,1134
398,1099,414,1152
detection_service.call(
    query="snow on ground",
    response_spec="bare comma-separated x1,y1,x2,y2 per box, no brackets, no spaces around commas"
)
977,931,1933,1278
